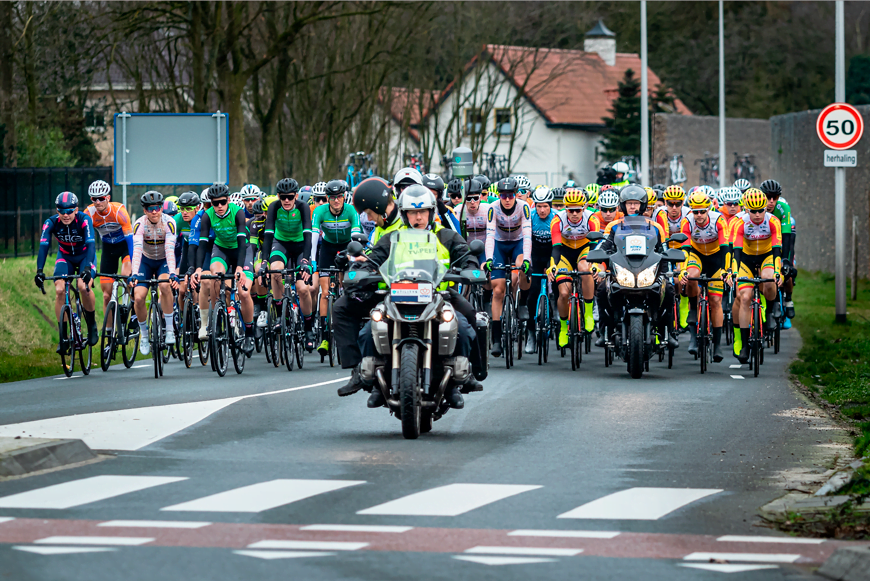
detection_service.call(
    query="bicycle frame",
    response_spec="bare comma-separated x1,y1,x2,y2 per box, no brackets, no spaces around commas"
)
736,277,776,377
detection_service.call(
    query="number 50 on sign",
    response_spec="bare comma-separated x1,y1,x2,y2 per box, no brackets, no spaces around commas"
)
817,103,864,150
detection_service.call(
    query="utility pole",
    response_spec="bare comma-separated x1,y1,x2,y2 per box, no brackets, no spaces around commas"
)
835,0,847,322
640,1,649,186
719,1,726,188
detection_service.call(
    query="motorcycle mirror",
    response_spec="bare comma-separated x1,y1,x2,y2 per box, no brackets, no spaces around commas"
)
664,248,687,262
351,232,369,244
668,233,688,243
468,239,485,255
587,248,609,262
586,231,604,242
347,241,364,257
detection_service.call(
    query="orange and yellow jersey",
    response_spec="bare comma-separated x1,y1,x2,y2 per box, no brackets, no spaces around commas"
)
603,216,667,241
550,209,597,249
679,211,727,256
85,202,133,245
654,205,689,249
589,210,623,231
732,212,782,256
721,213,743,245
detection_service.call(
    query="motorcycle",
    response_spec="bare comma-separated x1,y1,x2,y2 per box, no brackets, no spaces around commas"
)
587,225,687,379
345,230,488,439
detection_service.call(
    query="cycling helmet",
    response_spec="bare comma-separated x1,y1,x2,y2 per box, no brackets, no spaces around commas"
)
721,186,742,205
488,183,499,196
653,183,666,192
467,178,484,197
353,177,393,215
612,161,630,177
178,191,200,207
653,186,665,200
392,167,424,191
618,184,647,215
733,178,751,193
699,185,716,198
162,200,178,216
208,183,230,200
600,184,615,192
563,188,586,207
497,176,518,194
298,185,312,205
55,191,78,209
473,175,491,191
229,192,243,207
563,179,577,188
312,181,328,198
87,180,111,198
514,175,531,193
164,195,179,205
742,188,767,211
200,188,211,203
398,184,437,226
760,179,782,198
421,173,445,194
584,183,601,197
446,178,462,196
276,178,299,194
687,190,711,210
240,184,261,200
140,190,164,207
644,187,657,207
252,198,268,215
531,186,553,204
598,189,620,209
663,185,686,201
325,179,349,198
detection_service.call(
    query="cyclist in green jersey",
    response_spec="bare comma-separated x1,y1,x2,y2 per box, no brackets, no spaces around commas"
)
247,198,271,330
261,177,316,350
761,179,795,318
192,184,256,356
311,180,361,354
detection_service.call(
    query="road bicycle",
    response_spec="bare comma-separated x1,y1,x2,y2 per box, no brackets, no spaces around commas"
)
138,277,174,378
265,267,307,372
96,273,139,371
167,288,183,362
492,264,525,369
318,267,343,367
39,274,92,377
562,270,594,371
695,151,719,186
478,153,509,182
736,277,776,377
180,282,208,368
667,154,687,185
200,273,247,376
733,152,756,184
722,278,735,347
530,273,552,366
687,276,722,374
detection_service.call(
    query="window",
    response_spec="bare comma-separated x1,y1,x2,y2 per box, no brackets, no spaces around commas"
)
465,108,483,136
85,106,105,130
495,108,512,135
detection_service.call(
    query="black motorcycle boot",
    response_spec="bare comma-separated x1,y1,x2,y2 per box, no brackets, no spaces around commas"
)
737,328,750,364
460,376,484,393
491,320,503,357
337,366,368,397
446,386,465,409
712,327,724,362
367,388,386,408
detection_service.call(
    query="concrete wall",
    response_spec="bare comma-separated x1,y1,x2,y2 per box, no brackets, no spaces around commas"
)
652,113,770,188
770,107,870,277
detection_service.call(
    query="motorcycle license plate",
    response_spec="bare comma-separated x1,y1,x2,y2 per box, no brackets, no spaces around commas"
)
625,235,647,256
391,282,433,303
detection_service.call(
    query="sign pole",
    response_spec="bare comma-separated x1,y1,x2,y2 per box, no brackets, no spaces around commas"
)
640,1,649,186
835,0,847,322
719,1,726,188
213,110,224,185
119,111,130,209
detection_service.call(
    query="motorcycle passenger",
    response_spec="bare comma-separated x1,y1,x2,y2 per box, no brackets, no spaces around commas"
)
354,177,402,246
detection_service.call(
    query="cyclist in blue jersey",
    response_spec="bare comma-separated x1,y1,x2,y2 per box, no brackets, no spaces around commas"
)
240,184,261,219
524,186,557,353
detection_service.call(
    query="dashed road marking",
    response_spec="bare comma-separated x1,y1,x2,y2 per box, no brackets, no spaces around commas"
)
558,488,722,520
683,552,801,563
0,475,187,510
508,530,620,539
358,483,541,517
161,479,365,513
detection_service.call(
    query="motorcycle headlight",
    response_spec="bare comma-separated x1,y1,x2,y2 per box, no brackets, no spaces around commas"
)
442,308,455,322
371,308,384,322
636,264,658,288
614,263,635,288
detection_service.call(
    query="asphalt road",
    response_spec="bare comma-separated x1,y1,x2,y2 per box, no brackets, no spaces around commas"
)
0,328,854,580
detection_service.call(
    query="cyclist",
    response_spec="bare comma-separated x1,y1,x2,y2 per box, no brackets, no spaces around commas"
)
423,173,461,232
733,178,751,195
174,190,201,303
610,161,631,188
260,177,315,351
192,183,256,356
354,176,402,246
312,182,328,207
84,180,133,314
679,190,730,361
589,188,622,231
551,186,566,211
473,175,492,198
446,178,463,209
584,183,600,211
246,197,271,332
760,179,796,319
652,184,666,209
239,184,261,220
547,188,597,349
392,167,424,203
453,177,488,250
130,191,179,355
643,187,657,218
298,185,313,207
655,185,691,327
731,187,783,363
524,186,557,353
515,175,533,204
310,179,361,354
35,192,99,350
483,176,532,357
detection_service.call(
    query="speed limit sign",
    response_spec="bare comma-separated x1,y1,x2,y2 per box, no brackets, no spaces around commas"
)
817,103,864,150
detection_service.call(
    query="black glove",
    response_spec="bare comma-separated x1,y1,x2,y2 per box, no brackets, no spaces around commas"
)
334,251,349,270
81,270,92,285
34,270,45,288
300,258,313,275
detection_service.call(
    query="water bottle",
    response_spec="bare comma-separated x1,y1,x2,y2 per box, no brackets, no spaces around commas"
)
72,312,82,338
228,305,238,339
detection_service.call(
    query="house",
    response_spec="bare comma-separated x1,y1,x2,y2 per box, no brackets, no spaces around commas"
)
394,21,691,186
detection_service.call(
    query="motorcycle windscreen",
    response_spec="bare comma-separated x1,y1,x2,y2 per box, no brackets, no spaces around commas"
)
379,229,447,304
613,217,660,266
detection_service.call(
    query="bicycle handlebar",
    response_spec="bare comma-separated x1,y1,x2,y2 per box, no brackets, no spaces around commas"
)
199,273,247,292
736,277,777,284
40,274,91,295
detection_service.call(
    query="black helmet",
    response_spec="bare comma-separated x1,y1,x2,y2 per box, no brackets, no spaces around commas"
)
353,177,393,215
497,176,518,194
55,191,78,210
446,178,462,196
653,186,665,200
178,191,201,207
467,178,484,197
252,198,268,214
324,179,348,196
653,183,666,192
298,185,312,204
618,184,648,215
140,190,164,206
208,183,229,200
276,177,299,194
760,179,782,198
422,173,445,194
473,174,491,191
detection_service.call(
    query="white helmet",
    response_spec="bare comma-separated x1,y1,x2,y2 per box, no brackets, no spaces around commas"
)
514,175,532,193
312,181,327,197
240,184,261,200
612,161,630,175
393,167,423,190
598,190,620,209
733,178,751,192
398,184,437,226
229,192,243,207
699,185,716,199
721,186,742,204
531,186,553,204
200,188,210,203
88,180,111,198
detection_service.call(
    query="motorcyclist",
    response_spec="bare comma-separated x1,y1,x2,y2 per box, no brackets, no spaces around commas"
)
353,177,402,245
335,185,484,407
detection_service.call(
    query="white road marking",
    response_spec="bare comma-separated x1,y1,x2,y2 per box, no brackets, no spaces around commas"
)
454,555,557,566
558,488,723,520
234,550,335,560
132,364,150,369
34,536,154,546
247,540,368,551
358,484,541,517
683,552,801,563
162,479,364,513
731,375,745,380
465,546,582,557
716,535,824,545
729,364,743,369
300,524,413,533
98,520,211,529
0,475,186,509
679,563,779,573
508,530,620,539
13,546,117,555
0,378,346,451
53,376,81,380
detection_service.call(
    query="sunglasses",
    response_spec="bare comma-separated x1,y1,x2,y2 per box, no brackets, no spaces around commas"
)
749,209,766,214
57,208,76,215
692,209,708,215
600,207,617,213
145,205,162,213
211,198,228,207
666,202,683,207
179,205,198,212
465,196,480,202
327,194,343,199
724,202,739,207
91,196,107,203
279,194,296,201
499,193,516,199
566,208,584,214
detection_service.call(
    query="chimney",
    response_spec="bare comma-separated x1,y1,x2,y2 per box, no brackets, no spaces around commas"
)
584,19,616,66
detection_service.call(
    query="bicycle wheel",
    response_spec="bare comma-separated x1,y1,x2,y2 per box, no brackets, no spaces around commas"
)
282,299,295,371
182,299,194,368
515,316,524,362
536,295,547,366
698,302,708,374
569,299,579,370
267,299,280,367
77,299,92,376
294,307,305,369
752,303,761,377
150,302,161,378
576,298,584,365
503,295,513,369
59,305,74,377
100,300,117,372
122,306,139,368
327,295,335,367
211,304,229,377
230,304,245,375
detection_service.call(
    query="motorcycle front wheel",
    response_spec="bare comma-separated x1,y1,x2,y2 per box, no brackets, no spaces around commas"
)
628,314,644,379
399,343,422,440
